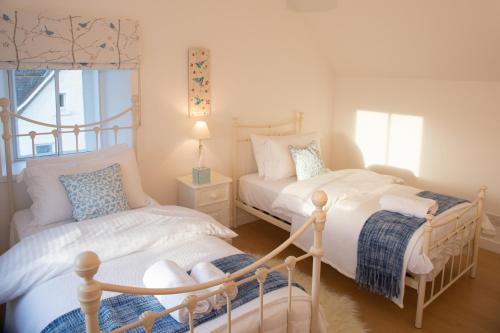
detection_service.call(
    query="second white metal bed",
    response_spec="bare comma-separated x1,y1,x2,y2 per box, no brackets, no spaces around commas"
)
231,112,486,329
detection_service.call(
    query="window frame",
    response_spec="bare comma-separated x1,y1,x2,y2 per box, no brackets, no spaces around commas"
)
7,69,100,161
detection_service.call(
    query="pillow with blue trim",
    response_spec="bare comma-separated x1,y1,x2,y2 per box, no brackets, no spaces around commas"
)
59,163,129,221
288,141,327,181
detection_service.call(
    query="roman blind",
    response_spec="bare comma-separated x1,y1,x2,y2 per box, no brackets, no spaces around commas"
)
0,10,140,69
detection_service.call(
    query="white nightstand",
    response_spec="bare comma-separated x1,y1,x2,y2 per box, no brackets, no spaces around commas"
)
176,171,232,228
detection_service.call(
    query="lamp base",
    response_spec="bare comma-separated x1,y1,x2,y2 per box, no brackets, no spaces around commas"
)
192,167,211,185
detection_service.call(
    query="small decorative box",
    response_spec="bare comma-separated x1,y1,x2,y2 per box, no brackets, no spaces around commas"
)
192,167,211,185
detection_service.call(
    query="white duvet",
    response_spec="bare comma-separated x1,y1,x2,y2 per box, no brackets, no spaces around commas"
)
2,206,321,333
272,169,484,307
0,205,236,304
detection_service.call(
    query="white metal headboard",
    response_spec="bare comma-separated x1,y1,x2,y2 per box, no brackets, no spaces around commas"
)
231,112,303,228
0,95,140,217
232,112,303,179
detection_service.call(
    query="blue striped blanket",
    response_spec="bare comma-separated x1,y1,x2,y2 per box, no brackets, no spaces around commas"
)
42,254,302,333
355,191,467,299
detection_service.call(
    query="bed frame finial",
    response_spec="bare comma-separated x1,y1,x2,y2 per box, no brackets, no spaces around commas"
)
479,186,487,199
75,251,101,281
0,97,9,110
312,191,327,212
75,251,102,333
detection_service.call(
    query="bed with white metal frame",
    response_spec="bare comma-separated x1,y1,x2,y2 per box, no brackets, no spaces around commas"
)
0,97,329,333
231,112,486,328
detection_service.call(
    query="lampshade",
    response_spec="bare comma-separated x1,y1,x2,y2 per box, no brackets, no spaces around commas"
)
192,120,211,140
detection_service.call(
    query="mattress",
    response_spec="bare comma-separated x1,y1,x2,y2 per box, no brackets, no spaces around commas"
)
10,209,74,244
238,173,296,222
10,196,160,245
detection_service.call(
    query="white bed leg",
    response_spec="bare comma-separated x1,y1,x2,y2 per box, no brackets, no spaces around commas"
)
415,217,433,329
470,186,486,279
310,191,327,333
75,251,102,333
415,274,426,329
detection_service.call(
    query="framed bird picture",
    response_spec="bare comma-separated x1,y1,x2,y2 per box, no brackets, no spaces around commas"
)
188,48,211,117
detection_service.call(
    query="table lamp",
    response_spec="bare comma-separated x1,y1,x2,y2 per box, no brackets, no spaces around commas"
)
191,120,211,184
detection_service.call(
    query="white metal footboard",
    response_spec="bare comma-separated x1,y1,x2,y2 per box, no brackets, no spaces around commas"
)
411,186,486,328
75,191,328,333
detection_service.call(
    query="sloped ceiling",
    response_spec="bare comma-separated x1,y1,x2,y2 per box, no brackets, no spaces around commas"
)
298,0,500,81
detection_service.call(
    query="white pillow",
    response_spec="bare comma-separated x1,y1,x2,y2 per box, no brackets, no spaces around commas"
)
79,148,149,209
263,132,321,181
250,135,267,177
24,147,148,225
18,145,130,183
25,144,128,168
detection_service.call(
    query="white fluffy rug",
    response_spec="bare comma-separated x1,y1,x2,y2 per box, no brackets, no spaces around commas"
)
251,254,367,333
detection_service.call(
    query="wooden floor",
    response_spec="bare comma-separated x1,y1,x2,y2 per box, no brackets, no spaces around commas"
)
232,221,500,333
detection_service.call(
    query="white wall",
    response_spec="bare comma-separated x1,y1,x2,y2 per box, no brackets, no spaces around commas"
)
300,0,500,81
332,77,500,216
0,0,335,253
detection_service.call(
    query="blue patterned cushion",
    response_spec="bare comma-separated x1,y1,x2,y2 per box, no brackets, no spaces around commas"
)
288,141,326,181
59,163,129,221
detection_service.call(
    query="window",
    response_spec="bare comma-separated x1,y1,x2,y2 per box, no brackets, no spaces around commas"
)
7,69,133,160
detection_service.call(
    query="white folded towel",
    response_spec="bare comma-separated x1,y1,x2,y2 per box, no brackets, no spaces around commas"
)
190,262,238,310
143,260,212,323
379,194,438,218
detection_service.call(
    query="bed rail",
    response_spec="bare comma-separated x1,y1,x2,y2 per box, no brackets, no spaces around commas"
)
76,190,327,333
413,186,486,328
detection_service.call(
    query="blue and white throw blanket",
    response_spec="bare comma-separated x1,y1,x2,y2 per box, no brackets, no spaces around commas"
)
356,191,467,299
42,254,302,333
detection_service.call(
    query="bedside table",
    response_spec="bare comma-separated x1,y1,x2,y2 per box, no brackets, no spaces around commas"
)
176,171,232,228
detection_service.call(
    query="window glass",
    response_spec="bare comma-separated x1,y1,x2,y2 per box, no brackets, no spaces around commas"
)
58,70,99,154
9,69,132,159
14,70,57,158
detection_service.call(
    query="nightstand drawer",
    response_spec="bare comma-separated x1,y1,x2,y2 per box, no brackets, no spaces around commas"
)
199,201,230,226
176,171,232,227
197,184,229,206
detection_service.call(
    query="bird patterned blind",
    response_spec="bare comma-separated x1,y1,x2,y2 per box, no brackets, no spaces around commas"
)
0,10,140,69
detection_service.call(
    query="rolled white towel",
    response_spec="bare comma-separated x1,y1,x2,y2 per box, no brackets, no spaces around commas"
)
143,260,212,323
379,194,438,218
190,262,238,310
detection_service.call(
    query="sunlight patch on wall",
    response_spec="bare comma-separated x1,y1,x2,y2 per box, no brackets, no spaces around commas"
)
355,110,423,176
